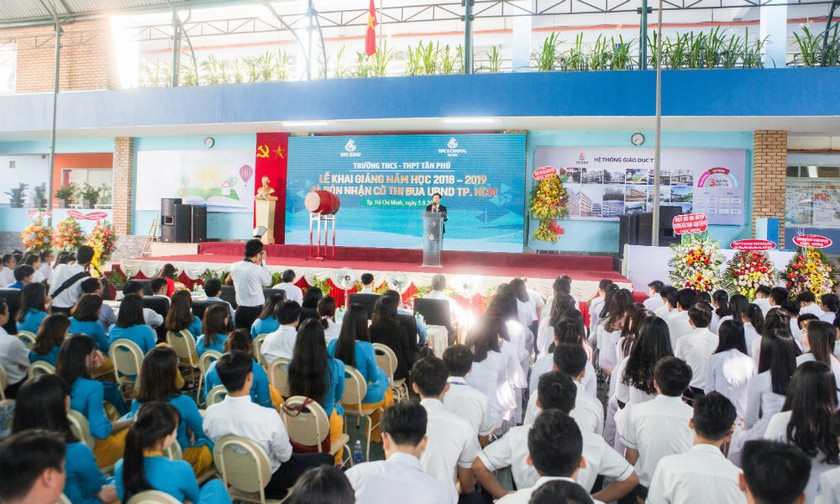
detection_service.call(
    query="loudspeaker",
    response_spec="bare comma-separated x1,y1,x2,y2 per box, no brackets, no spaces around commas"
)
160,198,182,243
637,213,654,246
173,204,192,243
191,205,207,243
659,205,683,246
618,215,638,256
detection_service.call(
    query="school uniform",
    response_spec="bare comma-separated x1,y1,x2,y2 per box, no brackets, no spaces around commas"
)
327,340,389,404
596,324,621,373
529,351,597,398
323,318,341,344
273,283,303,304
419,398,482,494
820,311,837,324
29,344,61,366
643,295,664,312
17,308,47,334
466,352,508,431
229,260,272,329
261,325,298,364
251,317,279,339
800,303,823,317
647,444,746,504
180,316,203,338
753,298,772,316
443,376,493,439
0,326,29,396
203,358,272,407
673,327,718,392
70,377,128,468
705,349,755,420
523,381,604,437
797,353,840,403
346,452,457,504
109,324,157,354
205,296,236,320
49,263,87,310
666,311,693,349
114,451,231,503
70,318,110,352
64,441,109,504
815,465,840,503
496,476,605,504
196,332,228,357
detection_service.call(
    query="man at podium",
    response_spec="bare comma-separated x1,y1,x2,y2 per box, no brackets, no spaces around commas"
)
425,193,448,236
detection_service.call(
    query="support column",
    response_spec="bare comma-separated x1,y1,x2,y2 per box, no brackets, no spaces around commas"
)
752,131,787,244
759,0,788,68
113,137,135,236
510,1,533,72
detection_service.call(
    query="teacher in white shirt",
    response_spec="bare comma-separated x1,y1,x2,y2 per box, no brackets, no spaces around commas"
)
228,239,272,330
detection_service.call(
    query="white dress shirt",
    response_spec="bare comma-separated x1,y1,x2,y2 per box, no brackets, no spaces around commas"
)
647,444,746,504
801,303,823,317
797,353,840,403
643,295,664,312
529,352,597,398
0,268,14,288
0,326,29,384
272,283,303,305
596,324,621,373
654,305,674,320
743,371,786,430
261,325,297,364
143,307,164,327
466,352,507,430
744,322,761,360
323,319,341,344
478,424,535,491
753,298,772,316
419,398,481,493
443,377,493,438
578,429,636,492
666,311,693,349
815,465,840,504
527,289,545,318
48,263,87,309
590,296,605,336
536,318,553,357
674,327,719,390
705,349,755,420
819,311,837,324
496,476,605,504
522,381,603,437
621,395,694,487
229,260,272,307
203,394,292,473
346,452,457,504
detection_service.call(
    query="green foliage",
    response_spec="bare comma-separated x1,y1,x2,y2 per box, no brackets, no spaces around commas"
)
54,182,77,201
5,183,27,207
793,25,840,67
534,32,561,71
478,45,503,73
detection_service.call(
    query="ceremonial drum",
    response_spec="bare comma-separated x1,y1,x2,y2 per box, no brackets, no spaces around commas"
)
304,190,340,214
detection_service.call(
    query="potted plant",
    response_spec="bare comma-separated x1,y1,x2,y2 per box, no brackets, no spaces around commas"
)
80,183,100,209
54,183,77,208
33,183,47,208
5,183,28,208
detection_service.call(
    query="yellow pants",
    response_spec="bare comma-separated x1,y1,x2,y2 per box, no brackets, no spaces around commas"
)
94,428,128,468
330,409,345,465
270,385,284,410
344,387,395,444
184,445,214,476
93,356,115,380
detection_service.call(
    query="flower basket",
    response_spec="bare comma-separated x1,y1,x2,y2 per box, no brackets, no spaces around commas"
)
784,246,838,301
528,173,569,243
668,232,725,292
724,250,779,301
86,220,117,264
20,219,51,253
53,217,86,253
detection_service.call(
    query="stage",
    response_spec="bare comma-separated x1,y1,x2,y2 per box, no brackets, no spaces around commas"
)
118,242,631,301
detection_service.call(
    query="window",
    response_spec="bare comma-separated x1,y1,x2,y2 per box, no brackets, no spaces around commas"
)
0,44,16,94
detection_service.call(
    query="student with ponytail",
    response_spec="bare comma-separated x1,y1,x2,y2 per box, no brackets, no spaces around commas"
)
796,320,840,402
317,296,341,343
116,401,231,503
710,289,729,334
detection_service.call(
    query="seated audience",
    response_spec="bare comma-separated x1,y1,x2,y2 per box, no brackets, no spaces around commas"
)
465,315,509,432
16,282,49,334
157,263,178,297
69,293,110,353
0,299,29,397
29,313,69,366
80,278,116,335
0,429,66,504
262,300,301,363
273,269,303,304
317,296,341,343
705,320,755,420
250,292,285,338
300,287,323,322
122,281,164,327
7,264,34,290
442,345,493,447
203,278,235,320
164,290,202,338
288,466,355,504
674,304,717,395
741,440,810,504
196,304,230,356
109,293,157,353
203,329,275,408
370,296,414,380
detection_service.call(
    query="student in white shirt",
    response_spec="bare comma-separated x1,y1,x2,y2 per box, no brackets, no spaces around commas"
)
705,320,755,420
797,291,823,318
345,400,457,504
751,286,771,314
464,316,509,432
228,239,273,330
742,304,766,361
203,351,332,499
0,299,29,397
588,279,613,336
796,320,840,402
536,294,580,358
411,356,481,499
49,245,93,314
261,301,301,364
359,272,376,293
764,361,840,502
666,288,698,349
818,294,839,324
441,345,493,447
530,318,596,402
643,281,665,312
648,392,745,504
741,440,811,504
203,278,236,320
674,305,718,396
496,409,593,504
709,290,729,334
522,276,546,320
595,288,633,376
122,281,164,327
653,287,678,321
272,269,303,305
768,286,789,312
621,356,694,492
316,296,341,344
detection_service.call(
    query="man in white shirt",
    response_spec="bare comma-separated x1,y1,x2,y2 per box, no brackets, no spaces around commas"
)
477,371,637,502
819,294,839,324
643,281,665,311
798,291,823,317
674,305,718,396
346,400,457,504
442,345,493,447
261,301,300,364
359,272,376,293
654,286,678,321
647,392,745,504
753,286,772,316
666,288,698,349
0,299,29,397
742,441,810,504
272,269,303,304
122,281,164,327
412,356,481,499
48,245,93,314
203,351,331,498
203,278,236,320
0,430,67,504
229,239,273,329
769,287,789,312
621,356,694,494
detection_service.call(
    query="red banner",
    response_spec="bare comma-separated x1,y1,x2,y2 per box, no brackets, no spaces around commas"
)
532,166,558,180
254,133,290,243
730,239,777,251
672,213,708,235
793,234,832,249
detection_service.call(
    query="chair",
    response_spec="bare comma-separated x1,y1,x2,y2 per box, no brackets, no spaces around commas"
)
220,285,238,309
254,334,268,367
280,395,350,466
213,435,284,503
267,358,291,397
126,490,181,504
206,385,228,406
17,330,36,349
192,300,226,321
262,288,286,302
163,439,183,461
413,298,453,328
0,289,21,335
143,297,170,341
341,366,382,461
197,350,222,406
0,365,6,400
397,313,418,347
167,329,200,389
373,343,407,402
68,409,96,451
27,360,55,379
109,339,145,386
348,293,381,319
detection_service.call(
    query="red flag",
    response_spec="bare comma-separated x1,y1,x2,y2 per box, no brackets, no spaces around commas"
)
365,0,377,56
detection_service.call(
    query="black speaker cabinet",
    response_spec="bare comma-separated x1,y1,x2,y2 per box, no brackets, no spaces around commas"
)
172,204,192,243
160,198,183,243
191,205,207,243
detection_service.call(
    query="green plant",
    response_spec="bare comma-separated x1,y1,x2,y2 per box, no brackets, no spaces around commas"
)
404,43,421,76
742,28,765,68
702,26,725,68
353,52,371,78
418,41,440,75
794,25,823,67
480,45,503,73
721,32,743,68
610,35,633,70
534,32,561,71
274,50,291,81
667,32,689,69
34,183,47,205
54,182,76,201
5,183,27,207
139,60,172,88
588,34,610,70
368,41,394,77
439,44,459,74
561,33,587,71
333,46,351,78
80,183,100,203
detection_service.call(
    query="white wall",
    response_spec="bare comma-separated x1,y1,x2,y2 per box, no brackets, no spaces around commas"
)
0,155,50,206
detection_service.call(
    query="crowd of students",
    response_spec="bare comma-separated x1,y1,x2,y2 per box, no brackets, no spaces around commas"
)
0,237,836,503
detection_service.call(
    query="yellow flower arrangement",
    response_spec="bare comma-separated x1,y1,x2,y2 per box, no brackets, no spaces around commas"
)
21,219,52,252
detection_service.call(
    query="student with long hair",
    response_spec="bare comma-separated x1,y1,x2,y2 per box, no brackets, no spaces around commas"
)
317,296,341,343
536,293,578,356
742,303,766,359
157,263,177,297
16,282,49,334
69,293,110,353
765,361,840,501
819,294,840,324
164,290,202,338
109,293,156,353
486,284,530,424
116,401,230,503
509,277,537,333
0,298,29,398
617,303,652,363
369,295,413,380
464,314,509,432
29,313,69,366
288,319,345,462
595,288,633,375
196,304,230,356
329,304,393,442
202,328,278,408
796,320,840,401
529,315,596,397
705,320,755,419
250,292,286,338
12,374,116,504
56,335,132,467
710,289,729,334
130,346,213,475
589,279,615,332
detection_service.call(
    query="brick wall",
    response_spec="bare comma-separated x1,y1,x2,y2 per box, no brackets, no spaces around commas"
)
113,137,134,236
753,130,787,243
8,19,117,93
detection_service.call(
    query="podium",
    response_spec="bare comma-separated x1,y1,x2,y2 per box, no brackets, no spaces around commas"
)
255,199,277,244
422,211,444,267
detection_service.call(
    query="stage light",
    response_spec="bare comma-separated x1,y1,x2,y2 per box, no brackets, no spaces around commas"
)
253,226,267,239
443,117,497,124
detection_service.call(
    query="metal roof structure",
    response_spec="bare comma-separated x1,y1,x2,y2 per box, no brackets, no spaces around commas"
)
0,0,247,26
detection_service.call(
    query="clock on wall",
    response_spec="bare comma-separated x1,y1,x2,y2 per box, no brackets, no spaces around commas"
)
204,137,215,148
631,132,645,146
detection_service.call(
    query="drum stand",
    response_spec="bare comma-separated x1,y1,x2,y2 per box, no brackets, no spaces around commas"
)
307,212,336,260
